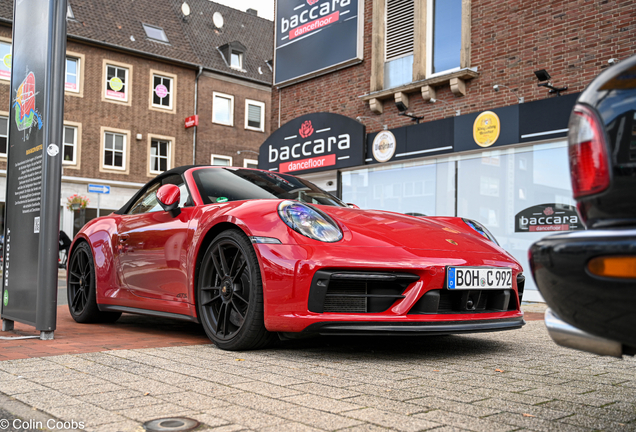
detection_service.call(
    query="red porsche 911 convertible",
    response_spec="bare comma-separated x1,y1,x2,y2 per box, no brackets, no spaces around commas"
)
68,166,525,350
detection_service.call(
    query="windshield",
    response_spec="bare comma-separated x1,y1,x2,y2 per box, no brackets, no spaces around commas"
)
192,168,345,207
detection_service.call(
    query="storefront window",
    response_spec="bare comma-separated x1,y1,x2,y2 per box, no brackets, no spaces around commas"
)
342,141,572,301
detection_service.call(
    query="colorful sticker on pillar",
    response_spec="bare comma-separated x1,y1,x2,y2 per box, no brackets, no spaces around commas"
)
3,290,8,307
216,197,229,203
13,71,43,133
473,111,500,148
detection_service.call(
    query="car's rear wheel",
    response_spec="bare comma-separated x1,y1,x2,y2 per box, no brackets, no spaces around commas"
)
197,229,274,350
67,242,121,323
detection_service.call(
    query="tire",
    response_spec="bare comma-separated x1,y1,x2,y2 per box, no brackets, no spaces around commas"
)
67,242,122,323
197,229,275,350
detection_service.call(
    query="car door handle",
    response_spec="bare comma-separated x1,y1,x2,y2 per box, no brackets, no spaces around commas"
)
119,234,130,243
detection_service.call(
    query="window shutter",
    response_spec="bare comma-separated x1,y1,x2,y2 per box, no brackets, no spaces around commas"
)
385,0,414,61
248,104,262,128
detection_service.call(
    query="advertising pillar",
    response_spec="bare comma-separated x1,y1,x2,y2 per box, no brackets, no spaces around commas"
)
1,0,68,339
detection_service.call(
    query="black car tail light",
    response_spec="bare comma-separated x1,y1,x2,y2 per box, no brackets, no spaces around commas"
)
568,104,610,198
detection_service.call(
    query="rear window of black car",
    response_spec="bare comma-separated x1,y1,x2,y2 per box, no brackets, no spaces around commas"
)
192,168,345,207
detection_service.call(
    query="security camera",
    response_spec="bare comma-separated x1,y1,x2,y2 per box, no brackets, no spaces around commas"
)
608,58,619,65
493,85,500,92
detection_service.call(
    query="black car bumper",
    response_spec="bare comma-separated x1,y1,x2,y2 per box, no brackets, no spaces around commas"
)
302,316,525,336
529,228,636,349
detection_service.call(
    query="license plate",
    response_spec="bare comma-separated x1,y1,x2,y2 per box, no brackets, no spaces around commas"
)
447,267,512,290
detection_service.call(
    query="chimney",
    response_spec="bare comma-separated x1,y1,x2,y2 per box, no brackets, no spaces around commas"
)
246,8,257,16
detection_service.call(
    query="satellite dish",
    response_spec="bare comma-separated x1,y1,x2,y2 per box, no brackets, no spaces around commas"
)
213,12,224,28
181,2,191,16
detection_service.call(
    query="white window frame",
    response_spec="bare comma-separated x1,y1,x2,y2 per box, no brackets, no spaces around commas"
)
243,158,258,168
212,92,234,126
65,56,80,93
425,0,462,78
245,99,265,132
103,131,127,171
151,73,174,110
230,50,243,69
104,62,130,103
0,114,8,157
149,138,171,174
211,154,233,166
62,125,78,165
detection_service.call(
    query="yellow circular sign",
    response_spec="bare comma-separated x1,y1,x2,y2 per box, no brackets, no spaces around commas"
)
3,53,11,70
109,76,123,92
473,111,501,148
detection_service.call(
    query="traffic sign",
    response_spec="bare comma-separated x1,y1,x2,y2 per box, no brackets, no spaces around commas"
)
88,184,110,194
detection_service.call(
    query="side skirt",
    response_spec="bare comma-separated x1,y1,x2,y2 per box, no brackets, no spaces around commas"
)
98,305,199,323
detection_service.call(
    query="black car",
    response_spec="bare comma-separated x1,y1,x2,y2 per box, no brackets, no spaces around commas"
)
529,55,636,358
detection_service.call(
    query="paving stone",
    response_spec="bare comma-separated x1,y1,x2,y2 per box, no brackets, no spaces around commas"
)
473,397,572,421
258,421,324,432
484,412,592,432
288,383,362,400
282,393,363,413
413,410,514,432
344,407,440,432
232,381,303,399
343,395,429,416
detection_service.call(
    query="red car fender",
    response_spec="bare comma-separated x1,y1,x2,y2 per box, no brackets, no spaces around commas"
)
68,215,123,304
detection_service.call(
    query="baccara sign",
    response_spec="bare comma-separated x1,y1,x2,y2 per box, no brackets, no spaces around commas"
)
259,112,365,174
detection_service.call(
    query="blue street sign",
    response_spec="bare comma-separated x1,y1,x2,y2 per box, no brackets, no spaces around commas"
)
88,184,110,194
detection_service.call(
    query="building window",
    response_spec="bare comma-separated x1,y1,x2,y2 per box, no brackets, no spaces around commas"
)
245,100,265,132
65,57,80,92
0,116,7,156
427,0,462,76
230,51,243,69
103,131,126,170
150,139,171,173
152,74,173,109
211,155,232,166
384,0,414,89
143,24,169,43
243,159,258,169
0,41,11,81
105,63,129,102
213,92,234,126
63,125,77,164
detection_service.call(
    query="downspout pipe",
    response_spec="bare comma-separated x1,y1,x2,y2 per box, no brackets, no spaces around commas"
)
193,66,204,165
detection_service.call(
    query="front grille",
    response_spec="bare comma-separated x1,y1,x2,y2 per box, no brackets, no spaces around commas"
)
410,289,517,314
308,271,419,314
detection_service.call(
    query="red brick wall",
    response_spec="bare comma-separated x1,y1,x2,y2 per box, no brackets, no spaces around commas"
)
272,0,636,134
197,74,271,167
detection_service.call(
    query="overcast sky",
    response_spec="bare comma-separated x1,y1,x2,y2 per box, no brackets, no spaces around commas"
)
211,0,275,21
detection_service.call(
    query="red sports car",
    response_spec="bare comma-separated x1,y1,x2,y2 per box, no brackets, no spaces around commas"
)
68,166,525,350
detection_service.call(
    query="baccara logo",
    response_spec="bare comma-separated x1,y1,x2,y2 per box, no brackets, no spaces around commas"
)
514,203,584,233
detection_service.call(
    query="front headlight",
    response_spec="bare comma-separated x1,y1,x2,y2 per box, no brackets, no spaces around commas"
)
462,218,499,245
278,201,343,242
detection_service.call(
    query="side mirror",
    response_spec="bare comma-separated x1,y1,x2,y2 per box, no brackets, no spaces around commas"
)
157,184,181,216
347,203,360,209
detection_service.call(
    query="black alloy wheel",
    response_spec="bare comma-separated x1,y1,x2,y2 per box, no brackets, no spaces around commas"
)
198,230,273,350
67,242,121,323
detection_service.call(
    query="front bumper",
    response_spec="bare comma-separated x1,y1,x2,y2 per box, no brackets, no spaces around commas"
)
254,243,524,333
530,228,636,349
544,308,626,357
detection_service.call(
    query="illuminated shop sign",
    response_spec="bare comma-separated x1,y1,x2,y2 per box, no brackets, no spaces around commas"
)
259,112,365,173
274,0,364,86
515,203,584,233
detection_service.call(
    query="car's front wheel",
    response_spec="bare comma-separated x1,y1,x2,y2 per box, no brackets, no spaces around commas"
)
67,242,121,323
197,229,274,350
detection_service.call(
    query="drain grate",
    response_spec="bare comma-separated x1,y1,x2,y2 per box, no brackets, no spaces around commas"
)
143,417,200,432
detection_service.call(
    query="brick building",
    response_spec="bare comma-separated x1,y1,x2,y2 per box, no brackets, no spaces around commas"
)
0,0,273,235
265,0,636,301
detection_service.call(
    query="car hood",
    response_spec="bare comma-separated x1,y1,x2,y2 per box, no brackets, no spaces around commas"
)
318,206,505,254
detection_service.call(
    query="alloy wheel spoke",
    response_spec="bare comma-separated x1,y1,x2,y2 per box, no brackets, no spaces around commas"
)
232,260,247,282
230,300,245,321
211,250,224,278
70,271,82,279
233,292,249,305
71,288,82,310
217,302,227,336
217,244,230,276
201,293,221,306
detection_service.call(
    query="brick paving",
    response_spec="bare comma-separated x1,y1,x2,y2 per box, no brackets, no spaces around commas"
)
1,310,635,432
